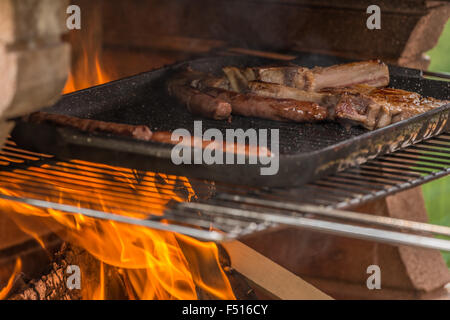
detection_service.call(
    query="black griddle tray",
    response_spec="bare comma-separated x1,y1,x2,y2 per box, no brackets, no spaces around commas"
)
11,54,450,187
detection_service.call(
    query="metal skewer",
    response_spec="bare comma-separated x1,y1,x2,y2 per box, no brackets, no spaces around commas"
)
1,191,450,251
216,193,450,237
178,201,450,252
0,193,224,241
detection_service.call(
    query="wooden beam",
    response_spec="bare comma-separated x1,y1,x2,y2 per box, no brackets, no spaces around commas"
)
222,240,332,300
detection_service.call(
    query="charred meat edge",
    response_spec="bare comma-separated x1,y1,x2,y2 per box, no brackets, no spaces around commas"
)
25,112,154,141
214,60,390,92
248,82,448,129
202,87,328,122
168,70,232,120
174,61,446,130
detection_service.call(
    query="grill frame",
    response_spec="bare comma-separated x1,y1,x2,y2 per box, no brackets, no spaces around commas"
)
10,53,450,187
1,132,450,250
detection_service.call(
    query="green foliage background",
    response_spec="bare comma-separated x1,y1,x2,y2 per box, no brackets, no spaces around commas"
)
423,19,450,266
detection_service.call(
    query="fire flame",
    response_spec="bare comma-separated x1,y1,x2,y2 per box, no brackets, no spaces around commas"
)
0,258,22,300
63,50,112,94
0,48,235,300
0,162,235,300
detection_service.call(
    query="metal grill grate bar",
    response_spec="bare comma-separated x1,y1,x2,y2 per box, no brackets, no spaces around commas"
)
0,133,449,250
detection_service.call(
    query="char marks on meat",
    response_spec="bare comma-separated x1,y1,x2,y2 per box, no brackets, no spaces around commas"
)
203,87,328,122
310,60,390,91
241,59,389,91
168,70,232,120
168,60,447,130
325,86,449,129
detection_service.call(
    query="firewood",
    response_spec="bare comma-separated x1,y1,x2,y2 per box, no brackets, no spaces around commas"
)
10,243,81,300
222,241,332,300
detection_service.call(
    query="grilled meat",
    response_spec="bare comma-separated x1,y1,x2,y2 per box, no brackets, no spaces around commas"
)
310,60,390,91
151,131,272,157
170,84,232,120
222,66,252,92
26,112,154,141
248,65,314,90
169,61,447,130
168,71,232,120
248,81,448,129
191,75,230,91
26,112,271,157
203,87,328,122
248,81,328,104
220,60,389,92
247,81,340,120
325,86,449,129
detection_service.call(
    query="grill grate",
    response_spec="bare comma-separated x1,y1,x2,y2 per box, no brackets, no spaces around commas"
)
0,133,450,250
238,133,450,209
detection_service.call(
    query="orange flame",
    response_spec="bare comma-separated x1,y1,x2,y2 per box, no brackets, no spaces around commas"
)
0,258,22,300
0,162,235,300
63,49,112,94
0,48,235,299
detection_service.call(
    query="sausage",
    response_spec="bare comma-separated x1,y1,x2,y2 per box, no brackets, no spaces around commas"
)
203,87,328,122
25,112,153,141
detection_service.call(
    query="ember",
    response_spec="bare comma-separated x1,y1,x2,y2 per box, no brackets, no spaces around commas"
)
63,47,112,94
0,163,235,300
0,258,21,300
1,0,449,305
0,41,235,300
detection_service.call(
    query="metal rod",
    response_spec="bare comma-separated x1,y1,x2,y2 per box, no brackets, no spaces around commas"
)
362,162,432,175
328,174,399,186
372,158,440,171
344,169,413,181
0,193,224,241
420,141,450,149
179,202,450,252
430,136,450,142
309,181,369,196
383,154,450,166
409,145,450,155
216,194,450,237
422,70,450,80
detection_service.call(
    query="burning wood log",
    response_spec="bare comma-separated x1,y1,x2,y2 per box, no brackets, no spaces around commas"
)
7,240,258,300
10,244,81,300
9,243,136,300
